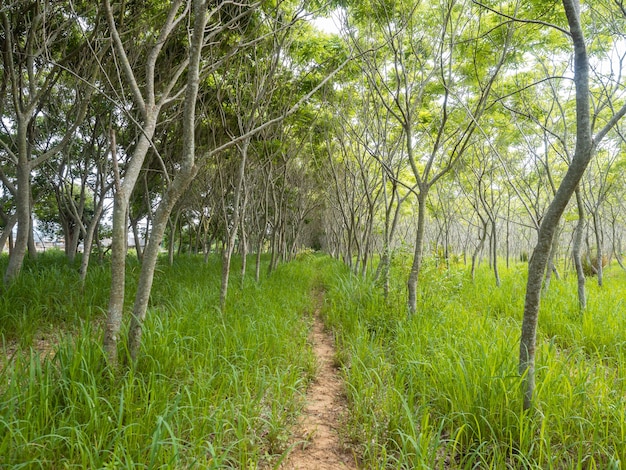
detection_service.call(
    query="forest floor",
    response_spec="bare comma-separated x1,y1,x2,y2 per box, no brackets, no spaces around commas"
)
281,292,358,470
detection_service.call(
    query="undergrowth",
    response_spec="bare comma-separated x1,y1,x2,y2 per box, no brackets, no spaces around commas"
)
0,251,322,468
321,256,626,469
4,250,625,468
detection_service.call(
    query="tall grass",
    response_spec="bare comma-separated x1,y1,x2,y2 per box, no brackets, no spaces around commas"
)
0,252,320,468
0,251,115,347
321,256,626,468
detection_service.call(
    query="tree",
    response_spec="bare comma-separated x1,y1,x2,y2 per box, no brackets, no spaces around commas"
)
101,0,202,364
124,1,352,361
0,0,95,282
344,0,516,314
518,0,626,410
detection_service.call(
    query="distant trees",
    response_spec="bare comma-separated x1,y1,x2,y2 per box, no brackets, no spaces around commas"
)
324,0,517,314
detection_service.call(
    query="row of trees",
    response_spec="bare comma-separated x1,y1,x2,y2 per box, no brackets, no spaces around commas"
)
0,0,340,364
316,0,626,408
2,0,626,407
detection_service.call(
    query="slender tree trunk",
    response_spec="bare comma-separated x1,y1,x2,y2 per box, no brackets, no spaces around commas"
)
131,217,144,262
220,245,234,309
80,202,104,284
492,217,500,287
255,237,263,283
408,191,427,316
27,214,37,259
168,214,178,265
592,210,603,287
220,140,249,309
104,117,158,364
519,0,597,410
0,214,17,254
612,238,626,270
104,188,128,363
5,121,31,284
572,187,586,309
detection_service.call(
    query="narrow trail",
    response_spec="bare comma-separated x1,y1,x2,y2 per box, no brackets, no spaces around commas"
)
281,294,358,470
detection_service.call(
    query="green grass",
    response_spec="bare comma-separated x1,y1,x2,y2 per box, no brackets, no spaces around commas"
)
4,251,626,468
0,252,322,468
321,256,626,469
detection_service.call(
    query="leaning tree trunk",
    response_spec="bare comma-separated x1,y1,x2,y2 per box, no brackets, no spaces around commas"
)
519,0,600,410
104,117,158,365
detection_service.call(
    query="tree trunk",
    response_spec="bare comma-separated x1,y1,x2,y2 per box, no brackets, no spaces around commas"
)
127,0,207,361
168,212,179,266
104,189,129,364
4,121,31,284
104,117,158,365
543,224,561,292
0,214,17,254
220,139,250,309
407,191,427,316
220,245,234,309
572,187,586,310
592,210,603,287
27,214,37,260
519,0,595,410
255,237,263,283
80,202,104,284
131,216,144,262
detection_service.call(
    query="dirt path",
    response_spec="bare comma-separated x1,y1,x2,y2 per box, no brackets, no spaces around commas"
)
281,298,358,470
